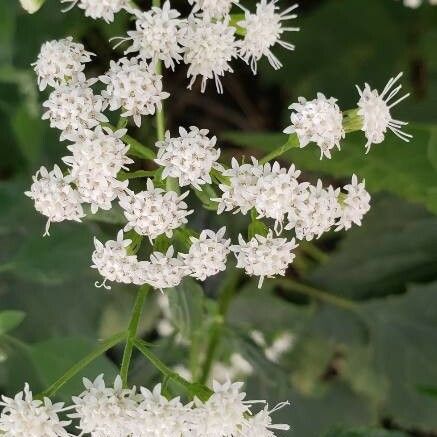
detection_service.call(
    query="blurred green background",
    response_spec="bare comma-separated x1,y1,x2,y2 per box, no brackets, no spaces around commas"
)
1,0,437,436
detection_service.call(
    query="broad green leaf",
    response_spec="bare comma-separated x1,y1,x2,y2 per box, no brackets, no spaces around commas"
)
324,427,407,437
309,196,437,300
30,337,118,400
224,126,437,215
0,310,26,335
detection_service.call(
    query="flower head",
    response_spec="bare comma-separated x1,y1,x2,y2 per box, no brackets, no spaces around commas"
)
284,93,345,159
25,165,84,236
32,37,94,91
70,375,140,437
180,16,238,93
242,403,291,437
238,1,299,74
181,227,231,280
118,179,192,241
100,57,170,127
231,231,298,288
91,230,146,289
61,0,130,23
188,0,237,18
155,126,223,190
143,246,187,290
335,174,371,231
0,384,70,437
121,1,184,70
42,80,108,141
356,72,412,152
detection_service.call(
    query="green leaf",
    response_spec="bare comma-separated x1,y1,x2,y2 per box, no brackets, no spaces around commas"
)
324,427,407,437
0,310,26,335
167,278,205,341
30,337,118,400
309,196,437,300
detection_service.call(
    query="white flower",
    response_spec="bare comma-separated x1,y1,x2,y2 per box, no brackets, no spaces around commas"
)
254,161,304,234
119,1,184,70
136,384,192,436
238,0,299,74
242,403,291,437
181,227,231,280
63,126,132,179
400,0,423,7
119,179,192,241
265,332,295,363
180,16,238,93
91,230,146,289
100,57,170,127
70,375,140,437
286,180,340,241
42,80,108,141
335,174,371,231
191,380,251,437
0,383,70,437
143,246,187,290
356,72,412,153
284,92,345,159
25,165,84,236
32,37,94,91
19,0,45,14
215,157,264,215
188,0,236,18
231,231,298,288
155,126,223,190
61,0,130,23
210,353,253,384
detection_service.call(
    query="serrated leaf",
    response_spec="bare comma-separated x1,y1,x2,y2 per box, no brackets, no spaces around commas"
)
0,310,26,335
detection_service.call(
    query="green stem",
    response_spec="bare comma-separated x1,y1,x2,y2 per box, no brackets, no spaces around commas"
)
273,278,358,310
259,133,300,164
133,338,213,401
199,267,240,384
120,285,150,387
299,242,329,264
40,331,126,398
118,170,157,181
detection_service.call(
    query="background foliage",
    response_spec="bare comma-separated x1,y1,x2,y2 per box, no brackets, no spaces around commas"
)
1,0,437,436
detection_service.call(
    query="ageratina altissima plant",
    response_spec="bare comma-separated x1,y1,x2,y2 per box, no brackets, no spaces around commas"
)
15,1,413,435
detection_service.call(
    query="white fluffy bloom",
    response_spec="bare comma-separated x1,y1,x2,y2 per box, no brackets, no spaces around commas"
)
286,180,341,241
100,57,170,127
70,375,140,437
181,227,231,280
238,0,299,74
143,246,187,290
136,384,192,436
61,0,130,23
188,0,236,18
191,380,251,436
231,231,298,288
119,1,184,70
25,165,84,236
336,174,371,231
63,126,132,179
215,157,264,215
242,403,291,437
284,93,345,159
119,179,192,241
180,16,238,93
155,126,223,190
254,161,305,234
32,37,94,91
0,384,70,437
91,230,145,289
42,80,108,141
356,72,412,153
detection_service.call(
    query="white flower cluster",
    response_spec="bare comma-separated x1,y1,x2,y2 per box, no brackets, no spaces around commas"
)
399,0,437,7
111,0,299,93
61,0,131,23
284,74,411,157
0,377,290,437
